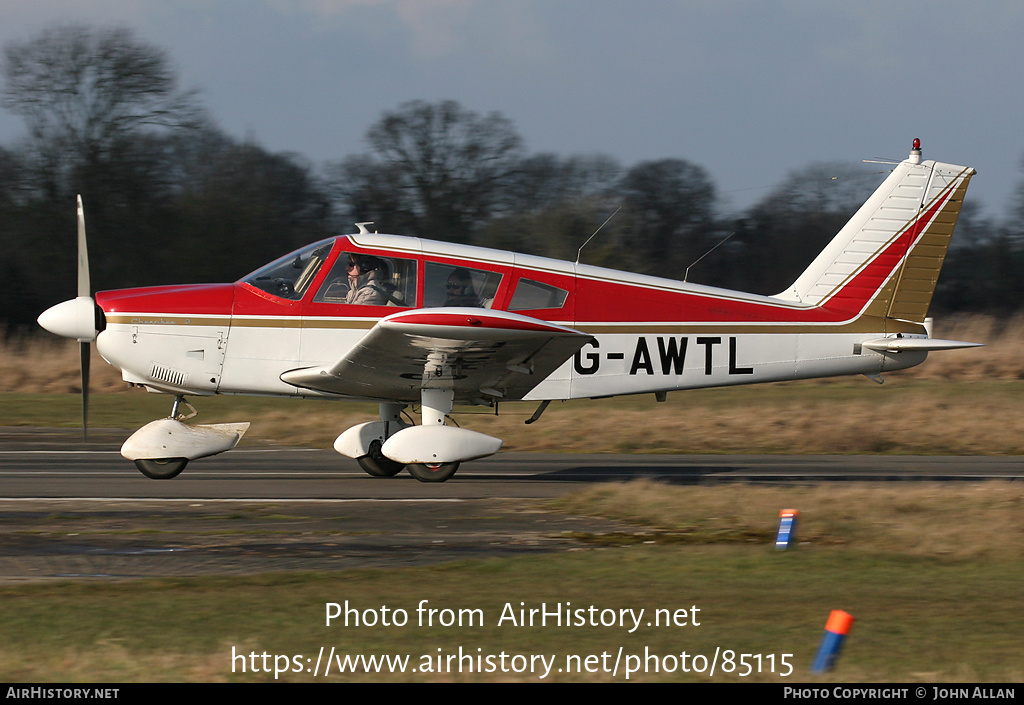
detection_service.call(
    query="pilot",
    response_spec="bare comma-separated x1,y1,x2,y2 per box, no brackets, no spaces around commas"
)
345,255,388,305
444,268,480,307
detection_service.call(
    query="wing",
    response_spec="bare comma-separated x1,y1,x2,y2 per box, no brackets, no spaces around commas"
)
280,308,593,404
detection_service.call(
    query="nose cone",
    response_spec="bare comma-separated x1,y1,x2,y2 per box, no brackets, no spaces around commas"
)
37,296,100,341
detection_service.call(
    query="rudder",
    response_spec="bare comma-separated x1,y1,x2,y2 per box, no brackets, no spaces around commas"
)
775,140,974,324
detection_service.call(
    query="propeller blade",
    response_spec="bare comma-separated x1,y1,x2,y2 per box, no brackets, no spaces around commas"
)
77,196,91,439
80,341,90,441
77,195,90,298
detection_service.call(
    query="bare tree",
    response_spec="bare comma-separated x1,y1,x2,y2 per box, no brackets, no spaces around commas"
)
352,100,524,243
1,24,204,195
618,159,718,279
503,153,620,214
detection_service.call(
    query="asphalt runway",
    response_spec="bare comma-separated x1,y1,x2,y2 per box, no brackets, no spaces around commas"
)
2,427,1022,582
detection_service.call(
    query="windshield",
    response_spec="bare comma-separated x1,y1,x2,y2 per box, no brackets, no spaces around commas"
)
242,238,336,300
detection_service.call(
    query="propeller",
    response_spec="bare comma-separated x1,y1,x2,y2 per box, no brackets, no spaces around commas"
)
77,195,90,440
37,195,99,439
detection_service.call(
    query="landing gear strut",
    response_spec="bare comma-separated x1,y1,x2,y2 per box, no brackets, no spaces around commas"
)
405,388,461,482
351,402,408,478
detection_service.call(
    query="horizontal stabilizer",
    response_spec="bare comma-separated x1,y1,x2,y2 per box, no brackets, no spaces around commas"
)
862,338,983,353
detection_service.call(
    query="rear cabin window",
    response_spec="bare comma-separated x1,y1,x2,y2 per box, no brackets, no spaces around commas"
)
424,262,503,308
508,278,568,311
314,253,418,307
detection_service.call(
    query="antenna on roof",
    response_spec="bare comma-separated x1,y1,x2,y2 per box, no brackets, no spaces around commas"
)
576,206,621,265
683,231,736,283
355,222,374,235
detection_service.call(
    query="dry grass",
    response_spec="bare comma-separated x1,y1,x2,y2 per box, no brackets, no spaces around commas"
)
899,314,1024,381
550,480,1024,560
0,334,125,394
486,391,1022,454
0,641,226,683
1,482,1021,682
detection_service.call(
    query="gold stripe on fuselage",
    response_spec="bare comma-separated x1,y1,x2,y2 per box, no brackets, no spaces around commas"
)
108,313,923,336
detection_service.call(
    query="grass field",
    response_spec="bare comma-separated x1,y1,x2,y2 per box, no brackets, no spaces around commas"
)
2,315,1021,682
4,377,1024,456
0,482,1020,682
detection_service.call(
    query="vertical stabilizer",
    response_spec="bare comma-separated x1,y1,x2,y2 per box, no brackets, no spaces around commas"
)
775,140,974,323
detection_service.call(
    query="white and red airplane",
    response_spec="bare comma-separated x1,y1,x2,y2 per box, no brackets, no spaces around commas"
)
38,139,980,482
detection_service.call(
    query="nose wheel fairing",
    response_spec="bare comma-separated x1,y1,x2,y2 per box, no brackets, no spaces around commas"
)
121,416,250,477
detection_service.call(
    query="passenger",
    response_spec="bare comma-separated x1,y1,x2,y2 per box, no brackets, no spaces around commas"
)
444,268,481,307
345,255,388,305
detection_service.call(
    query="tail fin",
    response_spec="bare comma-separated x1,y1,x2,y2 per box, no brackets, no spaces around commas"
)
775,140,974,323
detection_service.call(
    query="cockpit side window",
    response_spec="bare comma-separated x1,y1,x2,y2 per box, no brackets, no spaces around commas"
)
424,262,503,308
242,239,335,300
314,253,418,307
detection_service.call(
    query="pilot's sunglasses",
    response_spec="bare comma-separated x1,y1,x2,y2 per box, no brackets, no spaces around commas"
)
446,282,466,290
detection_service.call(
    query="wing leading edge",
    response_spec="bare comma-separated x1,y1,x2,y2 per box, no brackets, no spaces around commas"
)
280,308,593,403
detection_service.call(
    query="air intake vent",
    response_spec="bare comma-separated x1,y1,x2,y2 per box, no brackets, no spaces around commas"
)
150,364,187,387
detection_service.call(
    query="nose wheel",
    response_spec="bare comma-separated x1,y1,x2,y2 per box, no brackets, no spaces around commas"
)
134,457,188,479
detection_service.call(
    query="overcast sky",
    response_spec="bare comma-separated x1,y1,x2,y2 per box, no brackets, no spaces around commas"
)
1,1,1021,218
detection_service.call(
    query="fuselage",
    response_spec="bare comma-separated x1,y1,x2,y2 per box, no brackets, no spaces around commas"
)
94,231,926,404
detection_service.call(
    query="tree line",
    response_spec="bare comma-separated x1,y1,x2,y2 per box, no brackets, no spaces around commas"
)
1,25,1021,331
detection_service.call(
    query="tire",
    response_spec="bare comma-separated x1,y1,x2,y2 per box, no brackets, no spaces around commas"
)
407,462,460,483
356,441,405,477
134,457,188,480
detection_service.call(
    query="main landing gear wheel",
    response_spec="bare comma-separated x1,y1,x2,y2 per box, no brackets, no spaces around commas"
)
134,457,188,480
356,440,405,477
407,462,460,483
